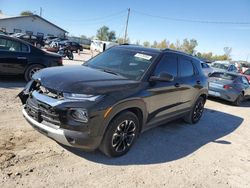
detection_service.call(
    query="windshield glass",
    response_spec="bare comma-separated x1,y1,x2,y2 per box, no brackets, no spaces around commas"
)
209,72,237,80
211,63,229,70
85,47,159,80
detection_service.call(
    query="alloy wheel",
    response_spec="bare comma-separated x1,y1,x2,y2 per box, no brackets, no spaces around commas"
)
193,99,204,122
111,120,136,153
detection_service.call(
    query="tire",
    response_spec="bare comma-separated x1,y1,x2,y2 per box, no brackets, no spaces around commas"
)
68,52,74,60
99,111,140,157
24,64,44,81
233,93,244,106
184,96,205,124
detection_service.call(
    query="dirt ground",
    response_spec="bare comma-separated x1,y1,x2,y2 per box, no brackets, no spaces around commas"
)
0,55,250,187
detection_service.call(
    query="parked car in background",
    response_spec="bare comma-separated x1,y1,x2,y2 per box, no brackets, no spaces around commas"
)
243,69,250,82
0,34,63,81
208,72,250,106
19,45,208,157
59,41,83,52
201,61,213,76
11,33,44,48
211,61,238,73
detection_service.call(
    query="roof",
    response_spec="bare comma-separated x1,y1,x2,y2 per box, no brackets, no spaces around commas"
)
117,44,161,54
0,14,67,33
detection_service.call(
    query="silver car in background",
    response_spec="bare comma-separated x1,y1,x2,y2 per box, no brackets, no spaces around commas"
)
211,61,238,73
201,62,213,76
208,72,250,106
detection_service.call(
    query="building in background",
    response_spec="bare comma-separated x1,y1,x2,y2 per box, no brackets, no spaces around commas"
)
0,14,67,38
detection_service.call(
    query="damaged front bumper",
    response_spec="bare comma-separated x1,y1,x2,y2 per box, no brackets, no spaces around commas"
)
19,82,103,151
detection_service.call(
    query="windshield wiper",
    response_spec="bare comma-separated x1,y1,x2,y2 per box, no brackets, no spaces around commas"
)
102,69,121,76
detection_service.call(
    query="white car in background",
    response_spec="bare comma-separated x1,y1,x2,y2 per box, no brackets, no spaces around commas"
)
201,61,213,76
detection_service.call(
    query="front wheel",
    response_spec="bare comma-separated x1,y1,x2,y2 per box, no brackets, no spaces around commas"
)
184,96,205,124
24,64,44,81
99,111,139,157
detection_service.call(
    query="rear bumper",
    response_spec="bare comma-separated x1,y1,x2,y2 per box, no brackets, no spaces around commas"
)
22,108,102,151
208,88,238,102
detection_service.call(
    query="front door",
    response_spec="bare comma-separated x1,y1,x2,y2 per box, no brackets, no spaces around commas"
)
145,53,181,126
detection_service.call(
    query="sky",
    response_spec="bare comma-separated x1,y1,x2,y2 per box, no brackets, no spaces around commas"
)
1,0,250,60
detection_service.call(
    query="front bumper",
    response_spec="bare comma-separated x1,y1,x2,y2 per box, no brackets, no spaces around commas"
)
22,106,102,151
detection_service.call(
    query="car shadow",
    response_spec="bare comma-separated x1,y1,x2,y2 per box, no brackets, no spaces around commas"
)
62,108,243,165
208,96,250,108
0,76,26,89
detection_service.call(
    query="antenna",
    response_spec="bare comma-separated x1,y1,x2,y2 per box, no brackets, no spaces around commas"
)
124,8,130,43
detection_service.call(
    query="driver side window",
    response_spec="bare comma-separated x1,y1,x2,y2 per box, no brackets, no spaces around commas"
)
154,54,178,77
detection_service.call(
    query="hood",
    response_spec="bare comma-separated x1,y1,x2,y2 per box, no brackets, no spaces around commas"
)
33,66,140,94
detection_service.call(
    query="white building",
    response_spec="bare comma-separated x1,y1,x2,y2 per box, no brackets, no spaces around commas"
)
0,14,67,38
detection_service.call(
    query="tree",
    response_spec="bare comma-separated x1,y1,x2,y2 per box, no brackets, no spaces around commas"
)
80,35,87,39
143,41,150,47
157,39,168,49
135,40,140,45
116,37,130,44
20,11,33,16
223,47,232,60
151,41,158,48
181,38,198,54
96,26,116,41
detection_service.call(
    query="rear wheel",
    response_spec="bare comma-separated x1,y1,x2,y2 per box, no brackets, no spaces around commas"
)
99,111,139,157
184,96,205,124
24,64,44,81
233,93,244,106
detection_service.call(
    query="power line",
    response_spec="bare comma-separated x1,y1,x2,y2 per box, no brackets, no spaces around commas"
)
63,10,127,22
132,9,250,25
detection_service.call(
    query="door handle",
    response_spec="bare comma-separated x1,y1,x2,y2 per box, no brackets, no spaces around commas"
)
17,57,27,59
175,83,180,87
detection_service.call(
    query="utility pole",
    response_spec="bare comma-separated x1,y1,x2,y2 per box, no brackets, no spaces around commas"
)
124,8,130,43
39,7,42,17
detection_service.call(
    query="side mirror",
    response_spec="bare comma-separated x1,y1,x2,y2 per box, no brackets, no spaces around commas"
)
149,72,174,82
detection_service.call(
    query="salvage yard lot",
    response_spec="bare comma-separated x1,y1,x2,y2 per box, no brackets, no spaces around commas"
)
0,56,250,187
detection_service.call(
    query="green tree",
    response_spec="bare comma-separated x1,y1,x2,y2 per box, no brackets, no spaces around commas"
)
143,41,150,47
181,38,198,54
96,26,116,41
80,35,87,39
20,11,33,16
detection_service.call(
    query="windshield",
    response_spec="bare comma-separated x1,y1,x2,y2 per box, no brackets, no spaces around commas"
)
209,72,237,80
211,63,229,70
85,47,159,80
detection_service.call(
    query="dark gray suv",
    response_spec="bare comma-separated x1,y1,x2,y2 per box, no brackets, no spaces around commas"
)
19,45,208,157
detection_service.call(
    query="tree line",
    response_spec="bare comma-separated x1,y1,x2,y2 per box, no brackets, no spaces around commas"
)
95,26,232,61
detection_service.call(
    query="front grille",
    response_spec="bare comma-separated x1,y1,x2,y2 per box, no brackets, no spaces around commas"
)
25,97,61,126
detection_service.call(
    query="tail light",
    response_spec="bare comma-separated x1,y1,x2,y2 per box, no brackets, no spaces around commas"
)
223,85,232,89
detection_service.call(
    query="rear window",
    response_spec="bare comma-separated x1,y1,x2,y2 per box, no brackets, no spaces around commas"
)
209,72,237,80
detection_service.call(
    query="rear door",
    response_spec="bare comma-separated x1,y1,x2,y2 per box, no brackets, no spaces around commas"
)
178,55,199,109
0,36,30,75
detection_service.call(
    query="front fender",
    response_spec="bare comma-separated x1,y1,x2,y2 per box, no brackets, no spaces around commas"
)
100,98,148,136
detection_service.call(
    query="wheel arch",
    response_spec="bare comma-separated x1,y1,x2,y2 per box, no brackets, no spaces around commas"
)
101,99,148,136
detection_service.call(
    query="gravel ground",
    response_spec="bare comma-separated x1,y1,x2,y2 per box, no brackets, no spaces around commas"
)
0,54,250,187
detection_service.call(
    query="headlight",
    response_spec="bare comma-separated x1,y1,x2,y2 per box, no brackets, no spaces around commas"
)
70,109,88,123
63,92,102,101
